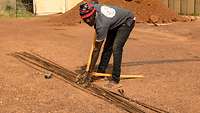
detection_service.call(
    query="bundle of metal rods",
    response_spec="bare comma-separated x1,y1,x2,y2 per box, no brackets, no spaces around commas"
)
10,51,169,113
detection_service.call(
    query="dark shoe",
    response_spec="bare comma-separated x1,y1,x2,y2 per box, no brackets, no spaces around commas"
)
111,76,120,84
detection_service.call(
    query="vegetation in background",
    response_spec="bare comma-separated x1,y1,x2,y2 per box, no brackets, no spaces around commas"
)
0,0,33,18
16,0,33,17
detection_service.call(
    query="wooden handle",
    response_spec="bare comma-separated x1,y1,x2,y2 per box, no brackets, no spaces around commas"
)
86,33,96,71
92,72,144,79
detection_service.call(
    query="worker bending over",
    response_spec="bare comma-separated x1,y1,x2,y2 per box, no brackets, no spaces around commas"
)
79,2,135,85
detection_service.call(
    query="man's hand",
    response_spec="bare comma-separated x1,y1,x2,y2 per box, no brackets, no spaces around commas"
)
75,71,92,87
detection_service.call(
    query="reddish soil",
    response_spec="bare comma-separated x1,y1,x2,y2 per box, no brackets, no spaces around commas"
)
50,0,187,25
0,16,200,113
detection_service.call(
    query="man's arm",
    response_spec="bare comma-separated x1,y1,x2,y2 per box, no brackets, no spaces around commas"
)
86,24,108,73
87,40,104,73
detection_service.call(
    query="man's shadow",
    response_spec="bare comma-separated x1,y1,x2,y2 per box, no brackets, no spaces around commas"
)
75,58,200,74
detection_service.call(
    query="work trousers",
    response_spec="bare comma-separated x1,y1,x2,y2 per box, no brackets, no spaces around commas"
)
98,19,135,83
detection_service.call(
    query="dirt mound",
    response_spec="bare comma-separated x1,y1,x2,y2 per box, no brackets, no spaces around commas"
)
50,0,187,25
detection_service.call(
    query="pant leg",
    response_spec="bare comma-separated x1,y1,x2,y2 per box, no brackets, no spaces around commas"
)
112,21,135,83
97,29,117,73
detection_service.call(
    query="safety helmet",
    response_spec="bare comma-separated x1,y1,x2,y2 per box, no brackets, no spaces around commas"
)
79,2,96,19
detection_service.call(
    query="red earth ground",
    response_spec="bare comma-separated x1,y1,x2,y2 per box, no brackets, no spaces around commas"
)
0,16,200,113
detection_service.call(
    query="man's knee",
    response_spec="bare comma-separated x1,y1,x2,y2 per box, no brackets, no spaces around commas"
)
113,45,123,53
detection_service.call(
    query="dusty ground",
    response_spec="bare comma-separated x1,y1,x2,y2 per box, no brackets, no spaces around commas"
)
0,17,200,113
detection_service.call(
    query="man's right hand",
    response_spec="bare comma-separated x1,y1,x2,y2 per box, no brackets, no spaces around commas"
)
75,71,92,87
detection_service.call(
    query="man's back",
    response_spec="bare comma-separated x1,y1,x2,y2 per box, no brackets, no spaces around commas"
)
94,4,134,41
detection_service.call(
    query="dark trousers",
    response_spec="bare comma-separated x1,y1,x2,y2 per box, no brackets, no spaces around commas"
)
98,20,135,83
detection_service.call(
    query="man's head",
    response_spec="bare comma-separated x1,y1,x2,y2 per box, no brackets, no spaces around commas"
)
79,2,96,26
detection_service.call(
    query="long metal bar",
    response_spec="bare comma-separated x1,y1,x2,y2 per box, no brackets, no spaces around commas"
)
10,51,169,113
11,52,145,113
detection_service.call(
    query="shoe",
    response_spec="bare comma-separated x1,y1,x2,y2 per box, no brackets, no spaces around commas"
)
103,80,122,90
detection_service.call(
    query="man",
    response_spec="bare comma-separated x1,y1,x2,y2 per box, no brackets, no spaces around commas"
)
79,2,135,85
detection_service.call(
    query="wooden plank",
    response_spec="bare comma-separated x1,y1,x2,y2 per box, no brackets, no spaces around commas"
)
195,0,200,15
187,0,195,15
174,0,181,14
180,0,188,15
92,72,144,79
168,0,174,9
168,0,181,13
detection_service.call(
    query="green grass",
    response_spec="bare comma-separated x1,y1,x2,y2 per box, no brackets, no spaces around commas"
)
16,10,33,18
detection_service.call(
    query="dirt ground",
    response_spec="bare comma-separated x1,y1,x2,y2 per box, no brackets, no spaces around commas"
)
52,0,187,25
0,17,200,113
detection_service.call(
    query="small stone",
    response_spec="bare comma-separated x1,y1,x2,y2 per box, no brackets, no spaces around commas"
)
190,16,197,21
15,97,19,101
125,0,133,2
44,71,53,79
134,0,141,3
149,15,159,23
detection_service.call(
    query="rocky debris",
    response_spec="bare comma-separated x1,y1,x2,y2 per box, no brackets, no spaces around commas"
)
50,0,188,25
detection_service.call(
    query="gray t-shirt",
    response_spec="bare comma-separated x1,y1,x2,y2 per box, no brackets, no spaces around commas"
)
94,4,134,41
